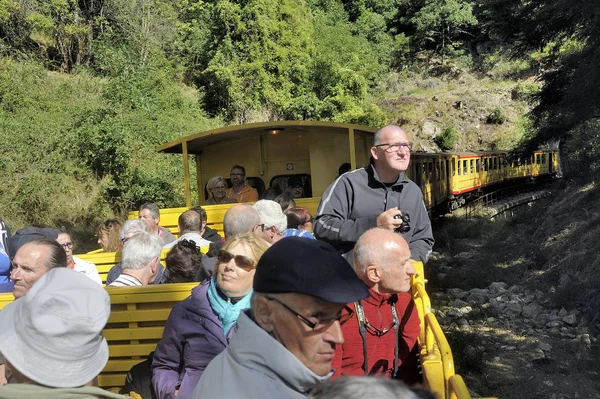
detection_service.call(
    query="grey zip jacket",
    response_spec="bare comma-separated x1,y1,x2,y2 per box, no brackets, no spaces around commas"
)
314,160,434,263
191,310,333,399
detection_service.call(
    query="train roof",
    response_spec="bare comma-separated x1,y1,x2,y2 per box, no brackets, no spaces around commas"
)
157,121,377,154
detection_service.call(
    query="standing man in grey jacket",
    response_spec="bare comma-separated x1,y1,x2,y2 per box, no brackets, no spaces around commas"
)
314,124,434,264
191,237,369,399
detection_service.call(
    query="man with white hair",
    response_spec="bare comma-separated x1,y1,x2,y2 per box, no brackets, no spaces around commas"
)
105,219,165,285
331,228,420,381
108,232,163,287
0,268,123,398
252,200,288,244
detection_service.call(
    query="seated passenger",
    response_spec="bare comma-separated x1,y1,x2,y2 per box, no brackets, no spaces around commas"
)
286,207,314,234
286,175,305,199
139,203,176,245
56,231,102,285
0,219,10,284
152,233,269,399
163,240,203,283
274,192,296,213
252,200,287,244
163,210,211,249
108,232,162,287
226,165,259,203
105,219,165,286
191,237,369,399
190,206,222,243
260,186,282,200
97,219,124,252
331,228,420,380
0,268,124,398
308,376,419,399
205,176,237,205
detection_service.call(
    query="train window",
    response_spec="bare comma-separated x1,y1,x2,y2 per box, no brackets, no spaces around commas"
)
436,162,440,181
446,160,450,180
542,154,546,164
457,160,461,175
414,162,422,186
452,159,456,176
470,160,474,174
476,159,480,172
269,174,312,198
493,157,498,170
463,160,468,175
536,154,541,164
441,161,446,180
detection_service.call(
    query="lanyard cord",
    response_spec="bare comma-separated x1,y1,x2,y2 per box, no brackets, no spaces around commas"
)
354,300,400,376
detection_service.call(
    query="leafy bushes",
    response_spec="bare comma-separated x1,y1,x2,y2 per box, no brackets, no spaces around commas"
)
486,107,507,124
434,126,458,150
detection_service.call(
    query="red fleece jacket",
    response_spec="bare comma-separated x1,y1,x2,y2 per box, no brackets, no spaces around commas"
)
332,290,420,378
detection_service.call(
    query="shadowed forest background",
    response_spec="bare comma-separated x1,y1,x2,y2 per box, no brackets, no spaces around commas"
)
0,0,598,232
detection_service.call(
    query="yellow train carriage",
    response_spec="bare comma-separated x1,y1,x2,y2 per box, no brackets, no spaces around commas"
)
409,152,452,210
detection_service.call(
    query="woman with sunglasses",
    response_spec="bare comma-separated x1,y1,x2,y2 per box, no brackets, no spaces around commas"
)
152,233,269,399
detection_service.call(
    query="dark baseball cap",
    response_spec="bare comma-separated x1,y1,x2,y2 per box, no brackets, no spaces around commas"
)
253,237,369,304
9,226,59,258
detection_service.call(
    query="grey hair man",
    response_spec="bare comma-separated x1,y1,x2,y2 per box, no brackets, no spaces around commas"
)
252,200,287,244
138,203,176,245
192,237,370,399
108,232,162,287
314,124,434,265
163,210,212,249
0,268,123,398
10,238,67,299
308,376,420,399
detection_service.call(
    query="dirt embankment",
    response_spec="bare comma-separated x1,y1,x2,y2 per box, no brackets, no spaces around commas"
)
428,180,600,399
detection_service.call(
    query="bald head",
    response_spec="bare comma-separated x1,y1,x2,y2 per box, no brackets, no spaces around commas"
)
353,228,414,294
373,125,407,146
178,209,203,234
223,204,261,239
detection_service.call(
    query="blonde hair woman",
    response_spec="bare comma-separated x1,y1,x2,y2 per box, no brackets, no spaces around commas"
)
152,233,269,399
206,176,237,205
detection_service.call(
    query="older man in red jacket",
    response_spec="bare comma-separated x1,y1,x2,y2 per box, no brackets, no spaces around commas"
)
331,228,421,381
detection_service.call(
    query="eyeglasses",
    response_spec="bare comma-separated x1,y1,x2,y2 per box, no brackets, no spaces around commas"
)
254,223,265,232
60,242,74,250
266,296,354,330
212,186,227,191
217,249,257,271
375,142,413,153
230,173,245,177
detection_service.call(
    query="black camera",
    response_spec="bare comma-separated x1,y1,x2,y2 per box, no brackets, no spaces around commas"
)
394,213,411,234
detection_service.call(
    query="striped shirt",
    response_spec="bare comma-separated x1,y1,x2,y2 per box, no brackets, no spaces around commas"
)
108,274,143,287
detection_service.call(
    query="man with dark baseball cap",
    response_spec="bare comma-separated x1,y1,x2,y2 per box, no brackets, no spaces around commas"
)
192,237,369,399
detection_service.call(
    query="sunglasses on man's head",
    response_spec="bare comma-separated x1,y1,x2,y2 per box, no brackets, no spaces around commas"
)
217,250,257,271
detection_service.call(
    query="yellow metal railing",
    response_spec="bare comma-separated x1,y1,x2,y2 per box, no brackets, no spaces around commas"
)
411,262,497,399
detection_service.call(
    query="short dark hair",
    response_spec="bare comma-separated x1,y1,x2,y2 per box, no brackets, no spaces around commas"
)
286,207,312,229
178,210,202,233
288,175,303,188
274,192,296,212
164,240,202,283
28,238,68,269
231,165,246,176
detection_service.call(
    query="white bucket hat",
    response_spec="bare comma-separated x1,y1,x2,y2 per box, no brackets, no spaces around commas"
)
0,267,110,387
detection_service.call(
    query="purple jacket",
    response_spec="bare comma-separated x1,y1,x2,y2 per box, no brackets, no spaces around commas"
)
151,281,231,399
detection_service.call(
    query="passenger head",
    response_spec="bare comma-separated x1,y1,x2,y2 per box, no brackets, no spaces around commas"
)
251,238,369,376
164,239,203,283
230,165,246,187
121,232,162,284
371,125,411,175
10,239,67,299
206,176,229,203
308,376,419,399
286,207,313,233
261,186,282,200
338,162,351,176
191,206,208,228
215,233,269,298
120,219,149,244
252,200,287,244
223,204,262,239
274,192,296,213
287,175,304,199
138,203,161,234
56,231,75,267
97,219,123,252
0,268,110,387
178,209,203,235
354,228,415,294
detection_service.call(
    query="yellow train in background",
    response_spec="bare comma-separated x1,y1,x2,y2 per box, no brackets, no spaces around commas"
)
157,120,558,215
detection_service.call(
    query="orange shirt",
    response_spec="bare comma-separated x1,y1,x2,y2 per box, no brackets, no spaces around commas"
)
226,185,258,203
